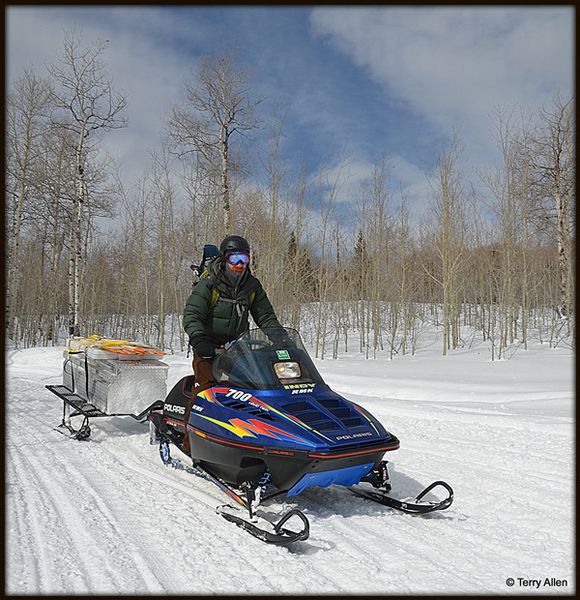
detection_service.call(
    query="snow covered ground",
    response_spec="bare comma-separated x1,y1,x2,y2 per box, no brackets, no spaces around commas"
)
5,336,574,594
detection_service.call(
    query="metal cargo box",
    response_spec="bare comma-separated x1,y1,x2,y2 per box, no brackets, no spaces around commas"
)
63,352,168,416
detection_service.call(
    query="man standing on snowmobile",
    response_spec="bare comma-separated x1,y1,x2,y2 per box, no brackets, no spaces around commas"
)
183,235,289,391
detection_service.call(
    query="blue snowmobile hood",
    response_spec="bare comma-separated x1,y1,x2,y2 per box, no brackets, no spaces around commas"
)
189,383,399,454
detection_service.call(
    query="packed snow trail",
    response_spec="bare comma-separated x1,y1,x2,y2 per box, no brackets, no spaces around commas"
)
6,344,574,594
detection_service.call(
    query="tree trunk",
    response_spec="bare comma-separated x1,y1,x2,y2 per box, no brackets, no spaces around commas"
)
71,130,86,336
555,190,570,318
6,185,27,339
221,131,230,232
68,241,75,337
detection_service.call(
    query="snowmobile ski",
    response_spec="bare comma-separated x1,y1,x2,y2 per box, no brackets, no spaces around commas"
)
158,440,310,545
350,480,454,514
218,506,310,545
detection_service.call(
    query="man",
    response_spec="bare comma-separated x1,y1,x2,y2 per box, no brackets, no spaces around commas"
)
183,235,287,391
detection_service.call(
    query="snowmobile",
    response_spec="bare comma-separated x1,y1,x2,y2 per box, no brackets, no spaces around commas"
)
148,327,454,546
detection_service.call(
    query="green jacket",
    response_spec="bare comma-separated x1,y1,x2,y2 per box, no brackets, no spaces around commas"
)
183,257,283,345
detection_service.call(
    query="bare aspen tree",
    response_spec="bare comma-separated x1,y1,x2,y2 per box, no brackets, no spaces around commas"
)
261,118,286,295
241,116,291,315
48,31,126,336
181,157,206,257
286,226,318,334
351,227,370,352
427,134,467,355
352,158,415,360
467,198,493,344
396,194,418,356
6,70,52,340
329,222,350,358
314,163,343,359
286,172,308,330
482,108,521,356
361,157,391,358
149,147,182,350
37,127,78,343
512,115,536,350
169,51,262,233
527,95,575,322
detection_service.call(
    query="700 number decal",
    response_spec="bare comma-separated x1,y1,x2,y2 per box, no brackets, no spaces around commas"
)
218,388,269,412
225,389,254,402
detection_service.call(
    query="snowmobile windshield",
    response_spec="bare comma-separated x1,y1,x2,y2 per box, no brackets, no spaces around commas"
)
212,328,326,390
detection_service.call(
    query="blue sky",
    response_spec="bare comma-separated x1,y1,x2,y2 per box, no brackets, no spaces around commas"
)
7,6,574,227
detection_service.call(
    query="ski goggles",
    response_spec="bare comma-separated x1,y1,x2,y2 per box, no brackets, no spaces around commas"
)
226,251,250,266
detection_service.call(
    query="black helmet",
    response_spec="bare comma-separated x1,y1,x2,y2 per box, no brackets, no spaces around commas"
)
219,235,250,255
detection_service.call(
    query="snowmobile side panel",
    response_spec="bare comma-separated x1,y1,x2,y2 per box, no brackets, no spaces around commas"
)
162,376,194,421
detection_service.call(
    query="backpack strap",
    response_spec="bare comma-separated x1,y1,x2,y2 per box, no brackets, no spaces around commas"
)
210,287,220,309
209,288,256,314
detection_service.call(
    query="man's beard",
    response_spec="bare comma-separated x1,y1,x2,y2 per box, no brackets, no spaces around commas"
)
223,265,244,287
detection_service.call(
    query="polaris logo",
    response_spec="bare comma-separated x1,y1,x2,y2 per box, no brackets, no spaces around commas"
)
164,403,185,415
335,432,373,440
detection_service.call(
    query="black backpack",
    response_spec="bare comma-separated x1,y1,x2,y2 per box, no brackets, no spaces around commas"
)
190,244,221,289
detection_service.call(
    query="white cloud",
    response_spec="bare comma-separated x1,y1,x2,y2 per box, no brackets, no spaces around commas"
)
388,155,433,217
7,7,199,188
314,154,429,199
312,159,374,203
306,154,436,234
9,7,571,236
310,7,574,163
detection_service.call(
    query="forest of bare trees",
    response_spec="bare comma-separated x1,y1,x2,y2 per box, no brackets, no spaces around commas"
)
6,34,575,360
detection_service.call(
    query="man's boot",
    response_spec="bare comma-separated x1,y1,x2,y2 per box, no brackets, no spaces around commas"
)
182,430,190,455
182,354,215,457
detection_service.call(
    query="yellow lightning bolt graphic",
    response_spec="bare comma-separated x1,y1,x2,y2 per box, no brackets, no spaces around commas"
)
196,414,257,439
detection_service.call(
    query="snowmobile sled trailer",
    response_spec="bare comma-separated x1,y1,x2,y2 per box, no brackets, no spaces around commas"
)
149,328,454,545
47,342,168,440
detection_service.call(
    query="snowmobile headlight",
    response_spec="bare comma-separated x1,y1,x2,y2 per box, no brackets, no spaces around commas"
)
274,361,301,379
